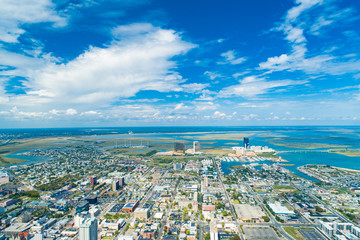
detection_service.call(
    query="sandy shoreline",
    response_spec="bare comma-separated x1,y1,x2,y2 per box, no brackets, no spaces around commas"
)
333,166,360,173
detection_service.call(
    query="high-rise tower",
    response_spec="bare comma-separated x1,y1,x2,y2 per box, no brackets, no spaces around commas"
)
79,218,97,240
243,137,249,149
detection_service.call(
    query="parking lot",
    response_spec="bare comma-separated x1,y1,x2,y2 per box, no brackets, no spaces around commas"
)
243,225,279,240
108,203,125,214
234,204,264,220
299,229,326,240
97,197,116,204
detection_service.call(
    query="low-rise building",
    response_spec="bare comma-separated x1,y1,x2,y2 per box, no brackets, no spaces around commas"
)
122,200,139,213
0,199,17,207
4,223,32,239
133,208,150,220
202,205,216,211
268,202,295,215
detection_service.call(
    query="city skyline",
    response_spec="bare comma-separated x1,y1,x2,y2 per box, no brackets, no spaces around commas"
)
1,0,360,127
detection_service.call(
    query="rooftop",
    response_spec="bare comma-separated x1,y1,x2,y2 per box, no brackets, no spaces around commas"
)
4,223,32,234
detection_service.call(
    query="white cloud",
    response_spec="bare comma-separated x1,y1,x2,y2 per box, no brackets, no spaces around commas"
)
174,103,187,110
259,0,360,76
0,23,199,125
0,48,52,77
310,16,333,35
310,8,355,35
233,71,250,78
219,76,307,98
65,108,77,115
80,110,99,116
286,27,305,43
259,44,335,73
259,54,289,68
8,106,48,119
211,111,236,119
3,23,195,109
49,108,78,116
49,109,60,115
0,0,67,43
259,0,320,72
243,114,258,120
204,71,222,80
213,111,226,118
237,102,268,108
286,0,323,22
354,73,360,79
0,82,9,105
195,102,217,111
196,90,215,101
181,83,209,93
218,50,246,65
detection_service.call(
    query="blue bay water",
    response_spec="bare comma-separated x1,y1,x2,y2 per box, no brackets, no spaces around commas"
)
221,151,360,181
4,151,52,167
2,126,360,177
278,151,360,175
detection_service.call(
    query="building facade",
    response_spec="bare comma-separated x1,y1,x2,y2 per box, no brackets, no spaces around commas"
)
174,142,185,154
89,176,97,186
79,218,97,240
243,137,249,149
193,141,200,153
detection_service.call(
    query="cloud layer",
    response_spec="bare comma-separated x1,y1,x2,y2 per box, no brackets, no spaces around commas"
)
1,0,360,126
24,23,196,106
0,0,67,43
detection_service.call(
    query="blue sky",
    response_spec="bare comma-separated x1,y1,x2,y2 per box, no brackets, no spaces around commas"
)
1,0,360,127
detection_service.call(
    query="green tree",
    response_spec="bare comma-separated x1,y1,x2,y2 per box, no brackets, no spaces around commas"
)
222,210,229,216
315,206,325,212
205,233,210,240
262,215,270,222
229,235,241,240
24,190,40,198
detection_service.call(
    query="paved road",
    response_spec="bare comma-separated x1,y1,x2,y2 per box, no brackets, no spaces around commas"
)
271,185,330,240
214,158,245,240
239,222,317,227
197,177,203,240
244,183,293,240
99,166,155,219
116,169,167,238
156,175,179,240
70,176,125,240
294,184,359,227
198,204,203,240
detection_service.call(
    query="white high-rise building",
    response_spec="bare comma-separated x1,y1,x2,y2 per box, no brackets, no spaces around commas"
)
193,141,200,152
79,217,97,240
173,163,182,170
204,176,209,187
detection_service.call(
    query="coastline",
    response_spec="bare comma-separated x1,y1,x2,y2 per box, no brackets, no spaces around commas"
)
328,149,360,157
0,152,26,166
1,151,51,168
333,166,360,173
297,164,360,184
0,157,25,166
297,166,327,182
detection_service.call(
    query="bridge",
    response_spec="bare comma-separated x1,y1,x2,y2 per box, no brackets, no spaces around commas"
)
276,149,329,154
